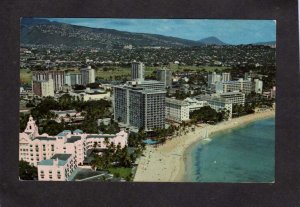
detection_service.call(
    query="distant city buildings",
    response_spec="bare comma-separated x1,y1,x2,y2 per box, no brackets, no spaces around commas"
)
80,66,95,86
123,44,133,49
221,72,231,82
208,72,221,86
156,67,172,88
254,79,263,94
32,79,54,97
215,78,253,94
32,70,65,91
65,73,82,86
131,61,145,81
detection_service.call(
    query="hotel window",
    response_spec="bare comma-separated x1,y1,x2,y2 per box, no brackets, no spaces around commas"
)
42,145,46,151
51,145,54,151
57,171,61,179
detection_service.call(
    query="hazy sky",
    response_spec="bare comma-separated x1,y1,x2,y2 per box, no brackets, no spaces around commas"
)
46,18,276,45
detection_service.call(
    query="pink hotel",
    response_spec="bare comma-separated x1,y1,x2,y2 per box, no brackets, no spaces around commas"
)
19,116,128,181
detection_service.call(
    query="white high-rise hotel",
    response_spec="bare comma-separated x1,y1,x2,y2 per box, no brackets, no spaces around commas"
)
113,62,166,131
131,61,145,81
156,67,172,88
80,66,95,86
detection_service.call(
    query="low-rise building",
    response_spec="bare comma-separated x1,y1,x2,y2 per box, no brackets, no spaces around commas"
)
218,91,245,106
184,98,208,112
194,95,233,120
215,79,253,94
165,98,189,123
19,116,129,181
38,154,76,181
69,88,111,101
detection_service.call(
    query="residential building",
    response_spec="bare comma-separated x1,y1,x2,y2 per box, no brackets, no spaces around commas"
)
69,88,111,101
32,70,65,91
156,67,172,88
254,79,263,94
184,98,208,112
222,72,231,82
218,92,245,106
215,79,253,94
131,61,144,81
208,72,221,86
65,73,82,86
195,95,233,120
165,98,190,122
80,66,95,86
32,79,54,97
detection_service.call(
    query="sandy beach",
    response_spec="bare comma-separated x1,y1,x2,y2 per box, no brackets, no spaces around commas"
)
133,109,275,182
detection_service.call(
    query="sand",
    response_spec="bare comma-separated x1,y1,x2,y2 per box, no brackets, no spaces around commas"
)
133,109,275,182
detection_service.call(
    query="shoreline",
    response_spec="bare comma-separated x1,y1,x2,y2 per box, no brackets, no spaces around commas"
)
133,110,275,182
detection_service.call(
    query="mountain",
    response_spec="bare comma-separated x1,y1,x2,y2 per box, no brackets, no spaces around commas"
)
197,36,227,45
20,18,203,49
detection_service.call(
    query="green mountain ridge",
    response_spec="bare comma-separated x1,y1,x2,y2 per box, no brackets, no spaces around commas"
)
20,18,203,49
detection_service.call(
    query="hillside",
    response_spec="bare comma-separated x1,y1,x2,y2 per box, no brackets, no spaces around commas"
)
197,36,227,45
20,18,203,49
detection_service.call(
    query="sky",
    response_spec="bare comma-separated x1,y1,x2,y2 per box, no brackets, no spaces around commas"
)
45,18,276,45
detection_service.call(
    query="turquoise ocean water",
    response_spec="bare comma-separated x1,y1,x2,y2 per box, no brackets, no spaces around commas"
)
184,117,275,183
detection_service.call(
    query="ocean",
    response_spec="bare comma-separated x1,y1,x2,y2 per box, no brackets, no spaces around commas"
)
184,117,275,183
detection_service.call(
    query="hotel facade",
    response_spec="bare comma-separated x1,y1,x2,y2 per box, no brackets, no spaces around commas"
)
19,116,128,181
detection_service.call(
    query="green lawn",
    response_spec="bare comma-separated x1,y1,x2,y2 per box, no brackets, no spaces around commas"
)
20,69,32,84
20,65,230,82
108,167,132,180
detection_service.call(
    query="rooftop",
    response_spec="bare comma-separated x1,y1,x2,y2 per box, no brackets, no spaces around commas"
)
57,130,72,136
38,154,72,166
166,98,189,106
67,136,82,143
73,129,83,133
33,136,56,141
86,134,116,139
51,154,72,161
